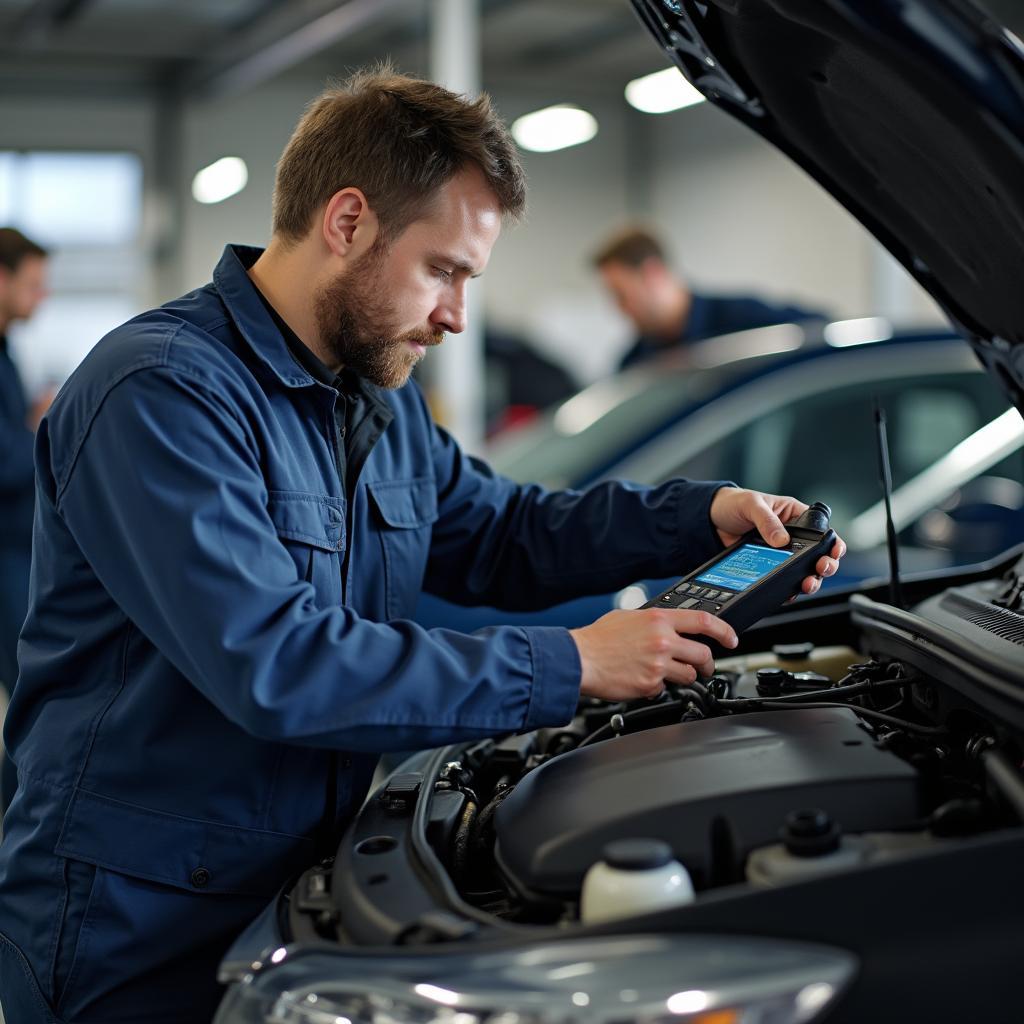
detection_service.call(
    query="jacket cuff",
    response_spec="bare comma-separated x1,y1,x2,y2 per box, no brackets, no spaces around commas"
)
522,626,581,731
669,479,735,568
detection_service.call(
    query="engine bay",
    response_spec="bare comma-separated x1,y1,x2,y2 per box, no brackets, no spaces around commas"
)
444,644,1018,925
289,548,1024,952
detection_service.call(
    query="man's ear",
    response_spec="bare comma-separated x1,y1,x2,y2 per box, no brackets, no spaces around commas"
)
322,187,379,259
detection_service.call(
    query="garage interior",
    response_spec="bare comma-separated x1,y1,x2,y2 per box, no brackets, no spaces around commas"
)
3,1,1023,1022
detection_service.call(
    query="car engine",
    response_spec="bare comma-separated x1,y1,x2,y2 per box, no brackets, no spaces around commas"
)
298,549,1024,954
407,555,1024,928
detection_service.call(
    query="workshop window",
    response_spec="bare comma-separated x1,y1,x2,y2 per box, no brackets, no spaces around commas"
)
0,150,144,395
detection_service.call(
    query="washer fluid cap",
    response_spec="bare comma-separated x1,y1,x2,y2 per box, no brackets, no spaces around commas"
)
602,838,674,871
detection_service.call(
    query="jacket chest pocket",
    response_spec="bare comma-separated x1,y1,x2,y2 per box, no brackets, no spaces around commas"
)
266,490,345,608
366,478,438,620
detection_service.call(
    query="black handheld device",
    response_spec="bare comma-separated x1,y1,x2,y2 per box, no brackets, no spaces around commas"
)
642,501,836,634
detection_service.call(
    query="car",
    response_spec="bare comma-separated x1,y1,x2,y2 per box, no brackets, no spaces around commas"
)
416,326,1023,630
213,1,1024,1021
487,319,833,491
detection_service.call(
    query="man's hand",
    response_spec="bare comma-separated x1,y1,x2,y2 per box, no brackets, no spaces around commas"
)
570,608,738,702
710,486,846,596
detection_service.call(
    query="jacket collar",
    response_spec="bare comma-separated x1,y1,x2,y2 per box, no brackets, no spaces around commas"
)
211,243,393,420
213,244,315,390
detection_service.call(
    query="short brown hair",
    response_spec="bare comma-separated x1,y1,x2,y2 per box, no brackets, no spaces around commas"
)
0,227,48,272
591,226,667,269
272,64,527,243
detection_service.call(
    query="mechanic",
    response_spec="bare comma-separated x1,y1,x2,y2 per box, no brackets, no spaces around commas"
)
0,227,51,814
592,225,829,370
0,67,844,1023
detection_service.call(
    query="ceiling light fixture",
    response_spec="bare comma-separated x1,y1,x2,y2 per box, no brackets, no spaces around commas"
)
625,67,706,113
191,156,248,204
511,105,598,153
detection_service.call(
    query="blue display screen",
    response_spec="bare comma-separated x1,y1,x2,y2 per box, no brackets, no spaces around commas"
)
696,544,793,592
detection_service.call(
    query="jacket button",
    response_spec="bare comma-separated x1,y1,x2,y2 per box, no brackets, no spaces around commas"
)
190,867,210,889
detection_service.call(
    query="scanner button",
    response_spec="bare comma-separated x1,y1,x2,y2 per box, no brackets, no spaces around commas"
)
679,598,700,609
660,594,676,604
703,589,721,600
688,587,705,597
673,583,691,594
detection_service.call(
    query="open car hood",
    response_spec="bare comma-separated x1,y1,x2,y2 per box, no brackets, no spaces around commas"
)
630,0,1024,410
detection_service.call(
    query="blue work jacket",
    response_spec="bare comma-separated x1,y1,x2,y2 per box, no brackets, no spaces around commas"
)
0,245,726,1021
618,291,829,370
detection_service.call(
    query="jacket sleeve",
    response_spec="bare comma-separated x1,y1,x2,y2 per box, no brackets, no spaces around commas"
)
422,406,730,610
51,364,581,752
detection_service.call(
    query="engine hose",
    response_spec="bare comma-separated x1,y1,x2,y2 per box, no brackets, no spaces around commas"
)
450,798,478,882
470,784,516,860
578,690,707,749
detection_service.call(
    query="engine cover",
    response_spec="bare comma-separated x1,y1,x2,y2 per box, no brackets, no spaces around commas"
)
493,708,922,898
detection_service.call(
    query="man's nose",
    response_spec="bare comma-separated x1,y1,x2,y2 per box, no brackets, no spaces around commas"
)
431,284,467,335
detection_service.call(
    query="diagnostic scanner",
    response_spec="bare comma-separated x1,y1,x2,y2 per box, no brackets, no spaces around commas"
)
642,501,836,634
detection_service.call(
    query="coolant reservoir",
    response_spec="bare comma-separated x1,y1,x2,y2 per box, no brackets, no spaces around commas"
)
746,809,866,888
719,644,860,685
580,839,694,924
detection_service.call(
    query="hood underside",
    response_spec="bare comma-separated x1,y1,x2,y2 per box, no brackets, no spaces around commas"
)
631,0,1024,408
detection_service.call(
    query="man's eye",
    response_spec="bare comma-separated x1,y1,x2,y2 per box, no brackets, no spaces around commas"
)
434,267,453,282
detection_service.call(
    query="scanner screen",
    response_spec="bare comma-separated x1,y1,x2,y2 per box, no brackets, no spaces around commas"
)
696,544,793,592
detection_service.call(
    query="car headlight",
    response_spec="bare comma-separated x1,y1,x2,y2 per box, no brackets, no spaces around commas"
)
213,934,856,1024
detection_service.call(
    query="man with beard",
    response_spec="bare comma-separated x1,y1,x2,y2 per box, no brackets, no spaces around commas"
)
0,66,843,1023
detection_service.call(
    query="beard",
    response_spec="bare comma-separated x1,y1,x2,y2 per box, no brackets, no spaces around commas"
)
313,243,444,389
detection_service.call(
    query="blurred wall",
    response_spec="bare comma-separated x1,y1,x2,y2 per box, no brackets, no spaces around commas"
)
0,93,153,165
176,76,316,297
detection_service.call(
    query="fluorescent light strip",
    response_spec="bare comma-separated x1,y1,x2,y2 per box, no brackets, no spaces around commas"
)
625,67,706,114
191,156,248,204
511,105,598,153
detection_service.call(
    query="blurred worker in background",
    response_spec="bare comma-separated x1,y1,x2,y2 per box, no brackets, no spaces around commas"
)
0,227,50,812
592,225,829,370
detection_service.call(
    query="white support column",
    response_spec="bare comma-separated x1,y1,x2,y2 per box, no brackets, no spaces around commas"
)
428,0,485,453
